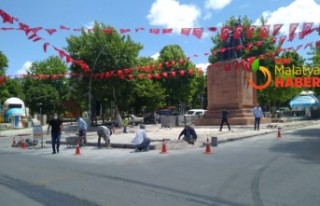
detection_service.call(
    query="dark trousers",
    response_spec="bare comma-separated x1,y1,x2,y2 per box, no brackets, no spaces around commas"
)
254,117,261,130
123,126,127,133
220,118,230,131
51,132,60,153
136,138,151,151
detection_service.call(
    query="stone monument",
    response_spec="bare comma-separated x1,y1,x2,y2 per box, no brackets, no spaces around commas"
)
195,18,270,125
195,60,258,125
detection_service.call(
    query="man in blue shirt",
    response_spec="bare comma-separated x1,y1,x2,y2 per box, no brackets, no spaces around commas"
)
251,104,263,130
77,116,87,145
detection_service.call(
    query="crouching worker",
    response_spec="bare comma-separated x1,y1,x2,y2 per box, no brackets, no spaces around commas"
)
97,125,112,148
133,124,150,152
178,124,197,144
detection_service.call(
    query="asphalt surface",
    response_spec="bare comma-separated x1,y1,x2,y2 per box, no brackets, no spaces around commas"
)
0,123,320,205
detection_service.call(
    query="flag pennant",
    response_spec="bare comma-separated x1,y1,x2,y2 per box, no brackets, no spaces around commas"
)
162,28,173,34
181,28,192,36
192,28,204,39
120,28,131,34
60,25,70,30
301,22,314,39
220,26,230,41
259,25,270,39
150,28,160,34
233,26,243,39
208,27,217,32
288,23,299,41
246,26,255,39
43,42,50,53
45,29,57,35
272,24,283,36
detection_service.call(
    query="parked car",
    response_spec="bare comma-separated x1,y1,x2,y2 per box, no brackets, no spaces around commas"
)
184,109,206,117
126,114,144,126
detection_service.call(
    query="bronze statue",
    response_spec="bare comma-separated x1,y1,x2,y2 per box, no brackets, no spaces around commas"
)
222,17,245,60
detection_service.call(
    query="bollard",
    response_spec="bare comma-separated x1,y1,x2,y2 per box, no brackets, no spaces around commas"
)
211,137,218,147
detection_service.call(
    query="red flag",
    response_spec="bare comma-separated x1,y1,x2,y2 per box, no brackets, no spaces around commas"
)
301,22,313,39
233,26,243,39
29,27,43,34
259,25,270,39
304,42,313,49
33,37,42,42
28,33,37,40
162,28,173,34
220,26,230,41
18,23,31,35
256,41,263,47
288,23,299,41
0,9,14,24
1,27,14,31
246,26,255,39
294,45,303,52
192,28,204,39
120,28,131,34
272,24,283,36
73,28,82,32
246,43,253,51
135,27,145,32
45,29,57,35
150,28,160,34
102,28,112,34
208,27,217,32
316,41,320,48
181,28,192,36
60,25,70,30
279,35,286,46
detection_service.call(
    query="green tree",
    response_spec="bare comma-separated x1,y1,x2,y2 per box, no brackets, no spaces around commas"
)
66,22,143,124
23,56,68,115
158,45,206,112
0,51,8,75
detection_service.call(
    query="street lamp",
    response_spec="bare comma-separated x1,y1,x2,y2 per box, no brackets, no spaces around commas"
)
87,46,107,127
37,102,43,125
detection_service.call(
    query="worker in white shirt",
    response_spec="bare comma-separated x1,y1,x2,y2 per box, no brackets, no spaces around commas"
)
133,125,150,152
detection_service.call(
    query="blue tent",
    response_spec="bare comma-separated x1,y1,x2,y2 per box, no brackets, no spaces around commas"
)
289,93,320,110
4,108,25,122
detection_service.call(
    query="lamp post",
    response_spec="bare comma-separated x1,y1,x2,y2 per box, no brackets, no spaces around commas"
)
37,102,43,125
87,46,106,127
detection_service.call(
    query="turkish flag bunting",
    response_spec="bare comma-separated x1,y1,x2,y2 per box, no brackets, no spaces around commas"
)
18,23,30,35
272,24,283,36
162,28,173,34
220,26,230,41
73,28,82,32
246,43,253,51
208,27,217,32
60,25,70,30
28,33,37,40
150,28,160,34
259,25,270,39
45,29,57,35
304,42,313,49
246,26,255,39
181,28,192,36
120,28,131,34
233,26,243,39
192,28,204,39
288,23,299,41
30,27,43,34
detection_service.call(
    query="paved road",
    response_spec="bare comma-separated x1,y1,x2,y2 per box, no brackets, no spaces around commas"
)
0,124,320,206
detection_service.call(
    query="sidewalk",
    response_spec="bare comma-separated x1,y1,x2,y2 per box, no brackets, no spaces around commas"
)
1,119,319,151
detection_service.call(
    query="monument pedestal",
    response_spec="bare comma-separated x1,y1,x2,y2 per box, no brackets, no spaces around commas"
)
195,60,270,126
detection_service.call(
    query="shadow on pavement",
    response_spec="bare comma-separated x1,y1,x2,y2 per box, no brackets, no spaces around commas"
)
269,128,320,163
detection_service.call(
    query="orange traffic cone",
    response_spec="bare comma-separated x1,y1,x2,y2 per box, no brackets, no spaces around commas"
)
21,138,26,149
75,141,81,155
12,137,16,147
160,139,168,154
277,127,282,140
204,138,213,154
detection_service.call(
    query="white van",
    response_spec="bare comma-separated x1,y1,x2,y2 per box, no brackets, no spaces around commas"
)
184,109,206,117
